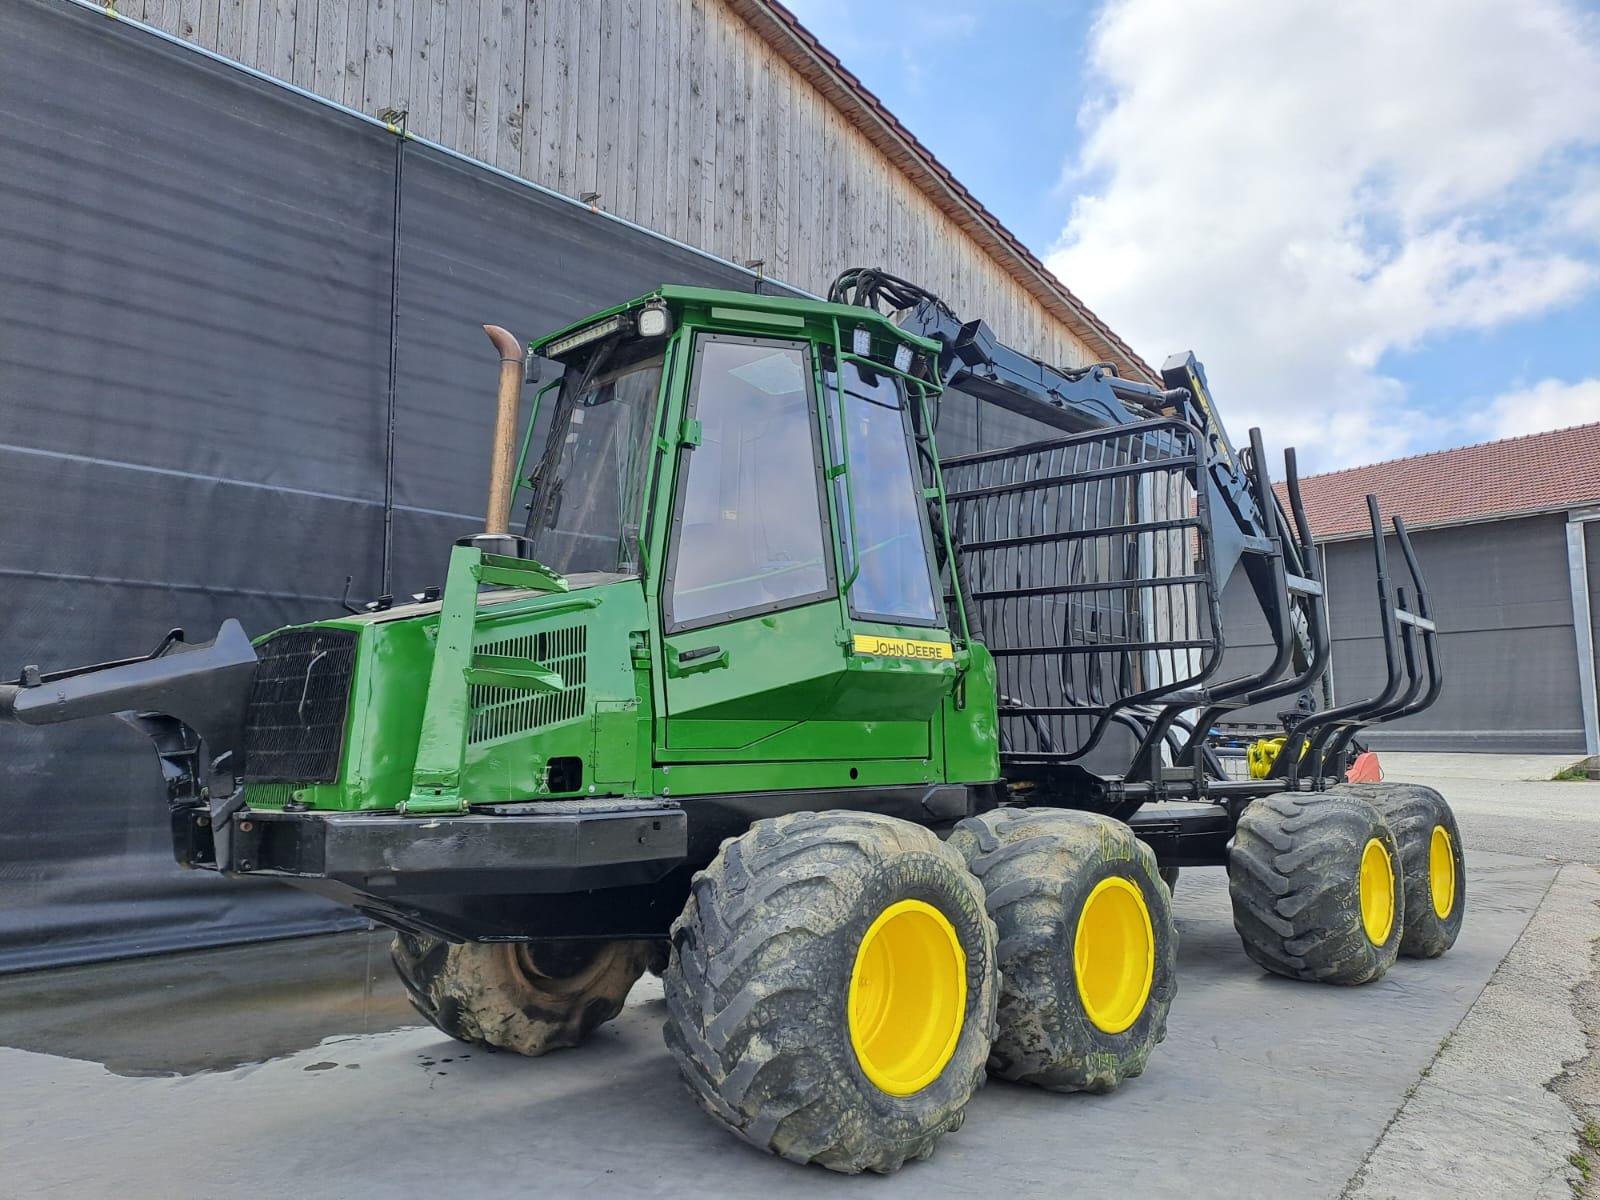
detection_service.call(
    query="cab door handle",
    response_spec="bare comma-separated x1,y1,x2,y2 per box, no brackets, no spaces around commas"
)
669,644,729,677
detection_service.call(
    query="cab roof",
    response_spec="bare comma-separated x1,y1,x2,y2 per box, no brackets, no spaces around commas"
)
530,285,940,358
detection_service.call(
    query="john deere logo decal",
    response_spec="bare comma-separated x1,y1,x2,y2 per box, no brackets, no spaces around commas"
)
852,635,953,661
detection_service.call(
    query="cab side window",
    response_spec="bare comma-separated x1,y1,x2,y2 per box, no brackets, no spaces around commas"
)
822,361,942,626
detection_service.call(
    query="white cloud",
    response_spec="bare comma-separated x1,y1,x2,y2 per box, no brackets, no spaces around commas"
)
1476,377,1600,441
1047,0,1600,473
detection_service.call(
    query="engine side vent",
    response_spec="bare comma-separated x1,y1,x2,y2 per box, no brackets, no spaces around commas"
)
244,628,358,783
468,624,588,744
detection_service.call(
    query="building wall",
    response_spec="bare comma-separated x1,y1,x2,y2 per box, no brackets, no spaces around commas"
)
1220,514,1596,753
1590,520,1600,680
0,0,825,971
112,0,1108,371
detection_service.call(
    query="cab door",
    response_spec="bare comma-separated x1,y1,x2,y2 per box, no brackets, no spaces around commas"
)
660,334,844,752
820,358,958,735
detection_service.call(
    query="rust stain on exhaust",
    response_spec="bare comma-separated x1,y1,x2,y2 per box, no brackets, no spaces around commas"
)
482,323,523,537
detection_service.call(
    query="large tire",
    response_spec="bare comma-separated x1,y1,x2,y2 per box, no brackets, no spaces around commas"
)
390,935,656,1054
950,808,1178,1093
1228,790,1404,985
1345,783,1465,958
662,810,998,1175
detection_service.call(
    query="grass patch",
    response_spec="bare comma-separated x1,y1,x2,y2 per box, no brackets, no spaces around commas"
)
1554,759,1599,782
1572,1150,1592,1183
1584,1121,1600,1153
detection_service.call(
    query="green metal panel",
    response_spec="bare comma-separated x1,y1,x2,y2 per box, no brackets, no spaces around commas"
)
662,602,846,752
943,642,1001,783
246,283,1004,819
245,576,650,811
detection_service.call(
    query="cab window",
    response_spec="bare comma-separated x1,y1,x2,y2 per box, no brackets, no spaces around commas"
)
823,360,942,626
664,336,834,631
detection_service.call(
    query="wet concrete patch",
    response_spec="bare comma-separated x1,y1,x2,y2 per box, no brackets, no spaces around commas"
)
0,928,418,1076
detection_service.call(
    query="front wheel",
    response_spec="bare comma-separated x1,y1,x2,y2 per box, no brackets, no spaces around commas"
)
661,811,998,1174
390,935,656,1054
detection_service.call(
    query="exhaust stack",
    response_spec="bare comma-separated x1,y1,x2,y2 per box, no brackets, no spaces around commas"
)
482,323,524,537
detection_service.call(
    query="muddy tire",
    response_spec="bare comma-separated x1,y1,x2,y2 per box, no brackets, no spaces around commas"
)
950,808,1178,1093
1228,790,1403,985
390,935,655,1054
1345,783,1465,958
662,810,998,1174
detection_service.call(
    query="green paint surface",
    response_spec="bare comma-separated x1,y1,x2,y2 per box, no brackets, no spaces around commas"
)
249,286,999,813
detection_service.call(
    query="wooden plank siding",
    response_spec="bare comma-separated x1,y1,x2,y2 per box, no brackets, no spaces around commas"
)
108,0,1127,372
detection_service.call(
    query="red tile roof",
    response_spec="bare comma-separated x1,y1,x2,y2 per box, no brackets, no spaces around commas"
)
1273,423,1600,540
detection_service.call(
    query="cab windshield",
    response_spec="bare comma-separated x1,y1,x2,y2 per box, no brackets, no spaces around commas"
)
524,347,664,576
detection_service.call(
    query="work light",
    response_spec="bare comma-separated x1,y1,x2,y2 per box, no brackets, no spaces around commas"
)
637,302,673,338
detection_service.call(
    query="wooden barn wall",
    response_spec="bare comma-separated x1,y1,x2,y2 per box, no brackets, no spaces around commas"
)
108,0,1098,368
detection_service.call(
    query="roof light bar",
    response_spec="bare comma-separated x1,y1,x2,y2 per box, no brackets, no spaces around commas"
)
545,314,625,358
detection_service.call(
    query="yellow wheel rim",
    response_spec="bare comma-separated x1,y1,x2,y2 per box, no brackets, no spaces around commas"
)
1429,825,1456,919
1359,838,1395,945
1073,877,1155,1035
848,899,966,1096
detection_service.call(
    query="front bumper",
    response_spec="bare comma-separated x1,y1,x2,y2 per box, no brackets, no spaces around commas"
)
178,797,688,894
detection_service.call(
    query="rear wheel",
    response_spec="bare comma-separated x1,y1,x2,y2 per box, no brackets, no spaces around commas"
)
1228,790,1403,984
661,810,998,1174
950,808,1178,1092
390,935,655,1054
1346,783,1465,958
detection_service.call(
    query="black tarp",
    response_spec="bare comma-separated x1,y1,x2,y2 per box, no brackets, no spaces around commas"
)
0,0,794,972
0,0,1082,973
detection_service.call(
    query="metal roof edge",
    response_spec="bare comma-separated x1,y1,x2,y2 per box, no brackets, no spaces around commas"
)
1310,503,1589,543
728,0,1161,384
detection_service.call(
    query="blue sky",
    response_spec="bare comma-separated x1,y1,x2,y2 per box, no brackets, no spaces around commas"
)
784,0,1600,473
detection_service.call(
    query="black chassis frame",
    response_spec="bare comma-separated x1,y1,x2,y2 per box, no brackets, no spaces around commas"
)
172,783,977,942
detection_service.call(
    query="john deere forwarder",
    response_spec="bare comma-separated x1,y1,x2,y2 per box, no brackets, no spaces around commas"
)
2,268,1462,1173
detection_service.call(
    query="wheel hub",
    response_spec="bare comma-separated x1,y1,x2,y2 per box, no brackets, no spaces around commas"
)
848,899,966,1096
1429,825,1456,919
1359,837,1395,944
1073,876,1155,1034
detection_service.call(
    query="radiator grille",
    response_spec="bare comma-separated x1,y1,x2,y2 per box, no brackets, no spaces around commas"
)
243,628,357,783
468,624,587,744
242,782,301,807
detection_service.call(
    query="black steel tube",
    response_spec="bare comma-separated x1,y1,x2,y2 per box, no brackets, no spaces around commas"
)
1390,517,1444,717
1295,497,1407,777
379,113,407,595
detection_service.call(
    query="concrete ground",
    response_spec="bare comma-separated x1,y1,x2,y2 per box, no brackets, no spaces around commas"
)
1,754,1596,1199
